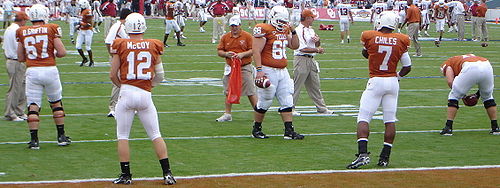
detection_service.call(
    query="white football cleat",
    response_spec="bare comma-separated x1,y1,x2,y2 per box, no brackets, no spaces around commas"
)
215,113,232,122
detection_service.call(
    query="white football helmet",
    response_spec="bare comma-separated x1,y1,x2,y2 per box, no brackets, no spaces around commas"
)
28,4,50,22
376,11,398,31
125,13,147,34
269,6,289,31
78,0,91,9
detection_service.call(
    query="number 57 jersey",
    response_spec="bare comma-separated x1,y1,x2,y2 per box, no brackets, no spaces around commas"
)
361,30,410,78
111,38,164,92
16,23,62,67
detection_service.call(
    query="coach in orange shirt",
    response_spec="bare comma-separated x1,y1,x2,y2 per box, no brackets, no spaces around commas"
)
215,16,256,122
475,0,488,41
402,0,421,57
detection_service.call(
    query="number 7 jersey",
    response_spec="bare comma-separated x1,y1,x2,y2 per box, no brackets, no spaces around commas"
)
111,38,164,92
361,30,410,77
16,23,62,67
253,23,290,69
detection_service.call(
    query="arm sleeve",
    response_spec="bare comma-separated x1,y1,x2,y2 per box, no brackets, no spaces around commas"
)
400,52,411,67
152,63,165,86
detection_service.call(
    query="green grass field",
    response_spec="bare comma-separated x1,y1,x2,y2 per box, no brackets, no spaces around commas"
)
0,18,499,182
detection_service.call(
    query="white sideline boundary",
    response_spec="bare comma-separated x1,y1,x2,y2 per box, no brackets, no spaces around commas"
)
2,165,500,185
0,128,491,145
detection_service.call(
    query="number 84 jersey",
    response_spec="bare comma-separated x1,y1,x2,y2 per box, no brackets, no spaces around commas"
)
253,23,290,69
111,38,164,92
16,23,62,67
361,30,410,78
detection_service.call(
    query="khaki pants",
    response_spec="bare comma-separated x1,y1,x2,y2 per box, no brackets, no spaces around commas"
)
407,23,421,56
292,56,328,113
103,16,115,38
471,16,477,39
456,14,465,40
476,17,488,41
213,16,225,42
4,59,26,119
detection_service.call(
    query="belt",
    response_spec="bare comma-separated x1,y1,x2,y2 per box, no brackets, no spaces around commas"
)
296,54,314,58
7,58,18,61
214,15,224,17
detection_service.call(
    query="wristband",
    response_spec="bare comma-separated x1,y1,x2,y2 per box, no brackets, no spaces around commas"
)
256,66,263,72
291,30,297,35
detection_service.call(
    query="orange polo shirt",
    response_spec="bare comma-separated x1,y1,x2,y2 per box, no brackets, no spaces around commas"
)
406,4,421,23
476,3,487,17
217,30,253,66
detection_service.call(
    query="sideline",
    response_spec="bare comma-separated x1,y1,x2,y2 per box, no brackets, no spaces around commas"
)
1,165,500,184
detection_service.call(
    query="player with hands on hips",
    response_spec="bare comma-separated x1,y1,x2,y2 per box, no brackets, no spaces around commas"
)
251,6,303,140
109,13,176,185
346,11,412,169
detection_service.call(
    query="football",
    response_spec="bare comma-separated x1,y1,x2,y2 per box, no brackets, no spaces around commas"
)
255,76,271,88
462,94,479,106
481,42,488,47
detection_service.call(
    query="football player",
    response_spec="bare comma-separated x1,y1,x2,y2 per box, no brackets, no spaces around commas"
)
251,6,303,140
346,12,412,169
246,0,257,29
92,0,103,33
439,54,499,136
64,0,80,44
174,0,188,39
433,0,448,47
163,0,186,47
110,13,176,185
17,4,71,150
419,0,432,36
395,0,407,33
291,0,304,27
371,0,388,29
195,0,208,32
336,0,353,43
76,0,95,67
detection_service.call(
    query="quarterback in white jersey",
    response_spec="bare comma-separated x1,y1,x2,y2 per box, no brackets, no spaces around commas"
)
371,1,388,29
336,0,353,43
291,0,304,26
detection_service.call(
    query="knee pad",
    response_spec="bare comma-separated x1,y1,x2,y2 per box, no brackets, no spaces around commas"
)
50,100,65,118
484,99,497,109
278,107,293,113
448,99,459,109
254,106,267,114
27,110,40,123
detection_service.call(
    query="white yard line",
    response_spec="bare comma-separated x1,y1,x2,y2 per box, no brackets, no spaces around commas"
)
0,128,490,145
1,165,499,184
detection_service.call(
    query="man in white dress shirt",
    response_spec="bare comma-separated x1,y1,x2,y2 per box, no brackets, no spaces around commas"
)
3,11,29,122
292,9,332,115
104,8,132,117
